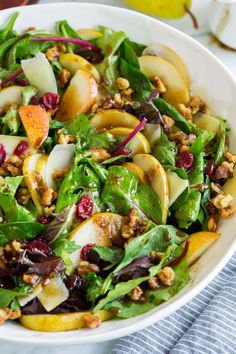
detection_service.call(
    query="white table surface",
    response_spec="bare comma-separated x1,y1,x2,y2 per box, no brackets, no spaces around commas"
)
2,1,236,353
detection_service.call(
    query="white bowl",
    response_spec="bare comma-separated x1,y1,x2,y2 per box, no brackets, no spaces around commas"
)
1,2,236,345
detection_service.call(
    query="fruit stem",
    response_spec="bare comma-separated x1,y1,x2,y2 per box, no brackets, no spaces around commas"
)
0,68,23,88
184,4,199,30
31,36,101,52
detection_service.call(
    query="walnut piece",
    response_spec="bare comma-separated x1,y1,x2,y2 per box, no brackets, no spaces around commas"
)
177,103,192,120
58,69,71,88
148,277,159,290
77,261,100,276
37,186,57,206
129,286,143,301
158,267,175,286
116,77,130,90
91,147,111,163
211,194,233,209
208,215,217,232
224,151,236,165
219,205,236,218
83,314,101,329
0,309,21,325
152,76,166,93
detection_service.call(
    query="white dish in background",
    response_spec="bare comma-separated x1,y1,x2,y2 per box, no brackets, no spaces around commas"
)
0,2,236,345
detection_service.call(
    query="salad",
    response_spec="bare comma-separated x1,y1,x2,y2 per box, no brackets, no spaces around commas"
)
0,13,235,332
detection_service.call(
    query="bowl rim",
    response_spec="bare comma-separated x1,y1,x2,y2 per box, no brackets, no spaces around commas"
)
1,1,236,345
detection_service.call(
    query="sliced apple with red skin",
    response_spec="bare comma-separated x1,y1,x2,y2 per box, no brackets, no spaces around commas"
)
21,52,57,95
56,69,98,122
19,105,49,149
90,109,140,130
20,310,113,332
77,28,103,40
107,127,151,156
45,144,76,190
133,154,169,224
68,213,125,267
142,44,190,88
187,231,220,266
0,85,24,110
23,153,44,215
59,53,100,82
139,56,189,107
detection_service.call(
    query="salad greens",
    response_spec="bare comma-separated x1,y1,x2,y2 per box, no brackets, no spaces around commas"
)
0,12,234,331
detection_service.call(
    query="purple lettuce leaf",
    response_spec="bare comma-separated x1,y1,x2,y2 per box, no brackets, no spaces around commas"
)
115,256,154,282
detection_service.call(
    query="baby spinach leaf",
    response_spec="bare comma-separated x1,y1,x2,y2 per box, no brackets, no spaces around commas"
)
0,38,18,65
0,286,32,309
174,189,201,229
0,12,18,44
189,152,204,186
170,188,189,212
6,35,31,66
154,98,191,134
83,272,104,305
96,26,126,93
101,165,162,223
104,256,189,318
93,246,123,264
119,39,139,68
201,176,211,215
125,39,146,56
153,129,177,166
56,20,79,53
191,129,214,155
0,222,45,246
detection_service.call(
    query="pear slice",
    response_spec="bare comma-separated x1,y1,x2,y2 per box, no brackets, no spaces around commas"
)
20,310,113,332
0,85,24,110
193,113,220,134
37,277,69,312
133,154,169,224
59,53,100,82
139,55,189,106
21,52,57,95
166,170,189,206
122,162,148,183
23,153,43,215
142,124,161,148
77,28,103,40
90,109,140,130
68,213,124,267
36,155,48,185
107,127,151,156
142,44,190,88
45,144,76,190
0,135,33,159
187,231,220,266
56,69,98,122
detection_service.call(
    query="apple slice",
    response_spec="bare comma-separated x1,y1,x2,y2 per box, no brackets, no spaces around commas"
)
45,144,76,190
59,53,100,82
222,167,236,207
90,109,140,130
37,277,69,312
36,155,48,185
133,154,169,224
56,69,98,122
0,135,33,159
187,231,220,266
193,113,220,134
166,170,189,206
107,127,151,156
20,310,113,332
23,153,43,215
18,283,43,307
122,162,148,184
0,85,24,110
68,213,124,267
142,44,190,88
21,52,57,95
139,56,189,106
77,28,103,40
19,105,49,149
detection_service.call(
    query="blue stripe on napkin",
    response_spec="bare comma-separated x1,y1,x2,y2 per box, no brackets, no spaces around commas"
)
112,252,236,354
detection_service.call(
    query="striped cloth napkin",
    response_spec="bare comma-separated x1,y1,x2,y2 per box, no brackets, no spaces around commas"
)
112,252,236,354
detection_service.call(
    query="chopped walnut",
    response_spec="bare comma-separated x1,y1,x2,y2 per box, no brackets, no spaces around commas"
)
0,309,21,325
77,261,100,276
211,182,222,195
4,240,23,257
211,194,233,209
0,155,23,177
116,77,130,90
148,277,159,290
168,131,188,144
58,69,71,88
37,186,57,206
150,251,164,263
23,274,40,286
91,147,111,163
219,205,236,218
129,286,143,301
189,96,206,114
57,129,76,144
215,162,234,181
11,240,22,253
182,134,196,146
17,187,31,205
102,97,114,110
224,151,236,165
179,145,190,153
163,115,175,131
44,205,56,216
177,103,192,120
158,267,175,286
152,76,166,93
208,215,217,232
113,93,124,109
121,209,147,239
121,88,134,101
83,314,101,329
52,166,71,181
45,46,59,62
57,43,67,53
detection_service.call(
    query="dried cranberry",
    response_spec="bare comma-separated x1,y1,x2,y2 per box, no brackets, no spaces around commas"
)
30,96,43,106
14,78,29,86
205,159,216,180
13,140,29,156
28,240,52,256
176,151,194,171
0,144,6,166
42,92,59,110
85,53,104,64
76,195,93,219
80,243,96,261
37,215,53,224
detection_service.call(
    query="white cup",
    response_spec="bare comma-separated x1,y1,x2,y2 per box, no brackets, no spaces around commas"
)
208,0,236,49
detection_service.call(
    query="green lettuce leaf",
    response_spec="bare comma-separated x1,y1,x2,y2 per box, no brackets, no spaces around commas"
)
0,12,18,44
1,109,20,135
0,222,45,246
153,129,177,166
83,272,104,305
174,189,201,229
